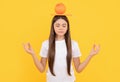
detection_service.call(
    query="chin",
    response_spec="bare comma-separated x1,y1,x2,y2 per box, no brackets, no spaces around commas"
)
57,33,65,36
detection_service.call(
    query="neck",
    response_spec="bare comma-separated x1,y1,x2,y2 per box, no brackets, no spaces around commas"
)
55,35,65,41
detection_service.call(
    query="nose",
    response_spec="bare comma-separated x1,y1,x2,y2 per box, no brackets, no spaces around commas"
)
59,26,64,30
59,27,63,29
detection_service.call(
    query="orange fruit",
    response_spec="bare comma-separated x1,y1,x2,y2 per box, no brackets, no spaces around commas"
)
55,3,66,14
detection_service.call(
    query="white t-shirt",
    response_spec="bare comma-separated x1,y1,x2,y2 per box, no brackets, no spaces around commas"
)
39,39,82,82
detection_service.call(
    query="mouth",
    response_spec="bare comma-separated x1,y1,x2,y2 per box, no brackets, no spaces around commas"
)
58,31,64,33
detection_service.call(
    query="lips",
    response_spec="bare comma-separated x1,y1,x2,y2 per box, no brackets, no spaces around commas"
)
58,31,64,33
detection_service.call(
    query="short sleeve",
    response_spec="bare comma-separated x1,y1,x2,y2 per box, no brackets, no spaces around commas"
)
72,41,82,58
39,40,48,58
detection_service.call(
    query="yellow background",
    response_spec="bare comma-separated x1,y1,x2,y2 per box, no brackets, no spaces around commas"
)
0,0,120,82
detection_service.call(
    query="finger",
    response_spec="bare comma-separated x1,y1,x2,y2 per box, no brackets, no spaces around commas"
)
93,44,95,47
28,42,32,47
23,45,28,52
96,47,100,53
93,44,96,49
94,44,98,50
23,43,29,51
97,45,100,50
96,46,99,51
95,45,100,52
91,44,95,51
28,42,31,49
28,42,33,50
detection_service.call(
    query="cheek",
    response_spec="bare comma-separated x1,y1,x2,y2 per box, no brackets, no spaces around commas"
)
63,28,68,34
65,29,68,34
64,27,68,32
53,27,59,34
54,27,58,32
53,25,56,30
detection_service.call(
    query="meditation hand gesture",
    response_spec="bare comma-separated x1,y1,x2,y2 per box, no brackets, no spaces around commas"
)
89,44,100,57
23,42,35,55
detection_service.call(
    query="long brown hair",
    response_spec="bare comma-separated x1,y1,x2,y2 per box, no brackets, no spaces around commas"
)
48,15,72,76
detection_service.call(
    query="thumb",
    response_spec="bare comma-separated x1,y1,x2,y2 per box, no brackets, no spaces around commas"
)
28,42,31,48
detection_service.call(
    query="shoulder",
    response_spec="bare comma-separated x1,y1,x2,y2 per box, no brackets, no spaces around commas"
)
71,40,82,57
71,39,77,43
42,39,49,44
71,39,80,49
71,40,79,46
41,39,49,49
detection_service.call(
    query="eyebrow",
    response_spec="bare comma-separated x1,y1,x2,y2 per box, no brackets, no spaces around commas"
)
55,23,67,25
62,23,67,25
55,23,60,25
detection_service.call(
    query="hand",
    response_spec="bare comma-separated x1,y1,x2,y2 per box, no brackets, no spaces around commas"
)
89,44,100,57
22,42,35,55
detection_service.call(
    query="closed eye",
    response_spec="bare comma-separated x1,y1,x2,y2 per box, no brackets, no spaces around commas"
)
55,24,60,27
62,24,67,27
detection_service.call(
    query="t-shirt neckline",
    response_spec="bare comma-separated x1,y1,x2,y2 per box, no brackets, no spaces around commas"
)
55,39,65,43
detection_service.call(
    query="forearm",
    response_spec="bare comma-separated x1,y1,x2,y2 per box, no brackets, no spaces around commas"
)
77,55,93,73
31,53,44,73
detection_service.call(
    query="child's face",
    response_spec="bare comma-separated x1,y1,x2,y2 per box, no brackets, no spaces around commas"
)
54,18,68,37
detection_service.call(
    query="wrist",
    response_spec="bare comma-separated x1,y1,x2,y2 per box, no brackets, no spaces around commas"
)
31,53,36,56
88,54,93,58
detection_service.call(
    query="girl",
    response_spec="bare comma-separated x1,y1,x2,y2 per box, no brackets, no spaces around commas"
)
23,15,100,82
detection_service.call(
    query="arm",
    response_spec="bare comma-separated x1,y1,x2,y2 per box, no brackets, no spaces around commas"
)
32,53,47,73
23,42,47,73
73,44,100,73
73,55,92,73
